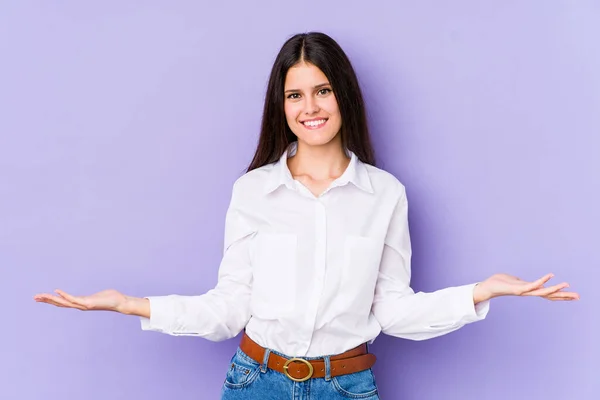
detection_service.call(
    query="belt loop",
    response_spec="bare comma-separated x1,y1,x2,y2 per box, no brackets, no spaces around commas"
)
324,355,332,382
260,348,271,373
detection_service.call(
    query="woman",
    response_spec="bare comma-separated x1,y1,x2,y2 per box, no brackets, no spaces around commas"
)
34,32,579,399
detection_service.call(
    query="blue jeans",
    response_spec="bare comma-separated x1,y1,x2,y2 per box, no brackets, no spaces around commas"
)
221,347,380,399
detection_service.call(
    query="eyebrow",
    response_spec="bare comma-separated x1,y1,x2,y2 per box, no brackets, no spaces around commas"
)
284,83,331,94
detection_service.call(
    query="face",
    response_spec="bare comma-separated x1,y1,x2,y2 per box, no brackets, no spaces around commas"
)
283,62,342,148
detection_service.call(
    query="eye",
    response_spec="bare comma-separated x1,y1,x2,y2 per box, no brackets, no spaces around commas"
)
317,88,332,96
286,93,301,99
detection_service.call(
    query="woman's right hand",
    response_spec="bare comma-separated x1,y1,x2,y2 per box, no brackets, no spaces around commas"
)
34,289,129,313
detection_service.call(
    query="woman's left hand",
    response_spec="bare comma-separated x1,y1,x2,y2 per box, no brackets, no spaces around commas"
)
473,273,580,303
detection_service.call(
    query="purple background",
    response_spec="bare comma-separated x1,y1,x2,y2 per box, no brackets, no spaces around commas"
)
2,2,598,399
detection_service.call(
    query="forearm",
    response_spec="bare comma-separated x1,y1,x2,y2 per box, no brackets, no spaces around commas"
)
119,296,150,318
374,283,490,340
140,292,250,341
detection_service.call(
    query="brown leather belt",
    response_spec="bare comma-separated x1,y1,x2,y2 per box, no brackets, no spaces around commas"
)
239,332,376,382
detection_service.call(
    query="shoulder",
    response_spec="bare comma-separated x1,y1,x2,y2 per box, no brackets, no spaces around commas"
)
363,163,407,200
230,163,276,198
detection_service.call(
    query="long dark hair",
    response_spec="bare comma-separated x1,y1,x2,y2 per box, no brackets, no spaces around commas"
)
246,32,375,172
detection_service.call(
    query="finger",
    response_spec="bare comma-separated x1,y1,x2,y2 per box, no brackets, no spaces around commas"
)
54,289,86,307
543,291,580,301
33,293,55,301
525,282,569,296
34,293,68,303
523,282,569,297
523,273,554,292
542,297,573,301
45,298,80,308
35,294,86,310
36,298,69,307
543,296,576,301
35,294,72,306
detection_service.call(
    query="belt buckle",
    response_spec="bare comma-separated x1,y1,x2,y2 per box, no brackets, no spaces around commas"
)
283,358,314,382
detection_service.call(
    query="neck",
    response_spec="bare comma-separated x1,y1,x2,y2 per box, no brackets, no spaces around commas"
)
287,137,349,181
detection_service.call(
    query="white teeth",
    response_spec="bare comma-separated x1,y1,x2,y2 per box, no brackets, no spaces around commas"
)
303,119,326,127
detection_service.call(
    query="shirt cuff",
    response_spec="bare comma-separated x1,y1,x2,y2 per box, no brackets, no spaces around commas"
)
139,296,174,333
461,283,491,324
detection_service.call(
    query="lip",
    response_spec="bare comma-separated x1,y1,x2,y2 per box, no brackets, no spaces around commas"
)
300,118,328,130
300,117,328,123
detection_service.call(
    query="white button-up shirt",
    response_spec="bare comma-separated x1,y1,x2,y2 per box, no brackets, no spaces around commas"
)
140,142,490,357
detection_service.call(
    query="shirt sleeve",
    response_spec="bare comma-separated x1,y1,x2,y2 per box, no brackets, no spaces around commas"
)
139,180,256,341
372,187,491,341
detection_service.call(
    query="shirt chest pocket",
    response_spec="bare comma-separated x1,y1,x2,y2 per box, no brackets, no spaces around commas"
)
341,236,383,315
250,233,297,318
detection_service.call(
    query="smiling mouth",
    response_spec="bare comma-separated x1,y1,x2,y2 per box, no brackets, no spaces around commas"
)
301,119,328,129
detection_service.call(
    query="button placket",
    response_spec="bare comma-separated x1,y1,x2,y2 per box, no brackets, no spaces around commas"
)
305,200,328,335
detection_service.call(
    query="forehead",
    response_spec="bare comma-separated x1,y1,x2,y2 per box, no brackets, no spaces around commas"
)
284,62,329,88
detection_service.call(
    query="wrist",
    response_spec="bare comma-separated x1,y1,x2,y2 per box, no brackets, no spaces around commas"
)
473,282,492,304
118,296,150,318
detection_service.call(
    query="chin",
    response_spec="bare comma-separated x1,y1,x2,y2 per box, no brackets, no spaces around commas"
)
295,131,341,148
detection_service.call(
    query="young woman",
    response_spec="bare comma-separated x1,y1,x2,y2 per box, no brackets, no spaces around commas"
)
34,32,579,399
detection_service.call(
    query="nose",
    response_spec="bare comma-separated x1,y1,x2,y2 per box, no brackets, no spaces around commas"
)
303,96,320,115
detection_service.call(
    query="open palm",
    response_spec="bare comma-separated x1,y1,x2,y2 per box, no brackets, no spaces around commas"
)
478,273,580,301
33,289,127,312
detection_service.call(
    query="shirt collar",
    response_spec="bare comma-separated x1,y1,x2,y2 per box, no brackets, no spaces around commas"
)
264,141,374,195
